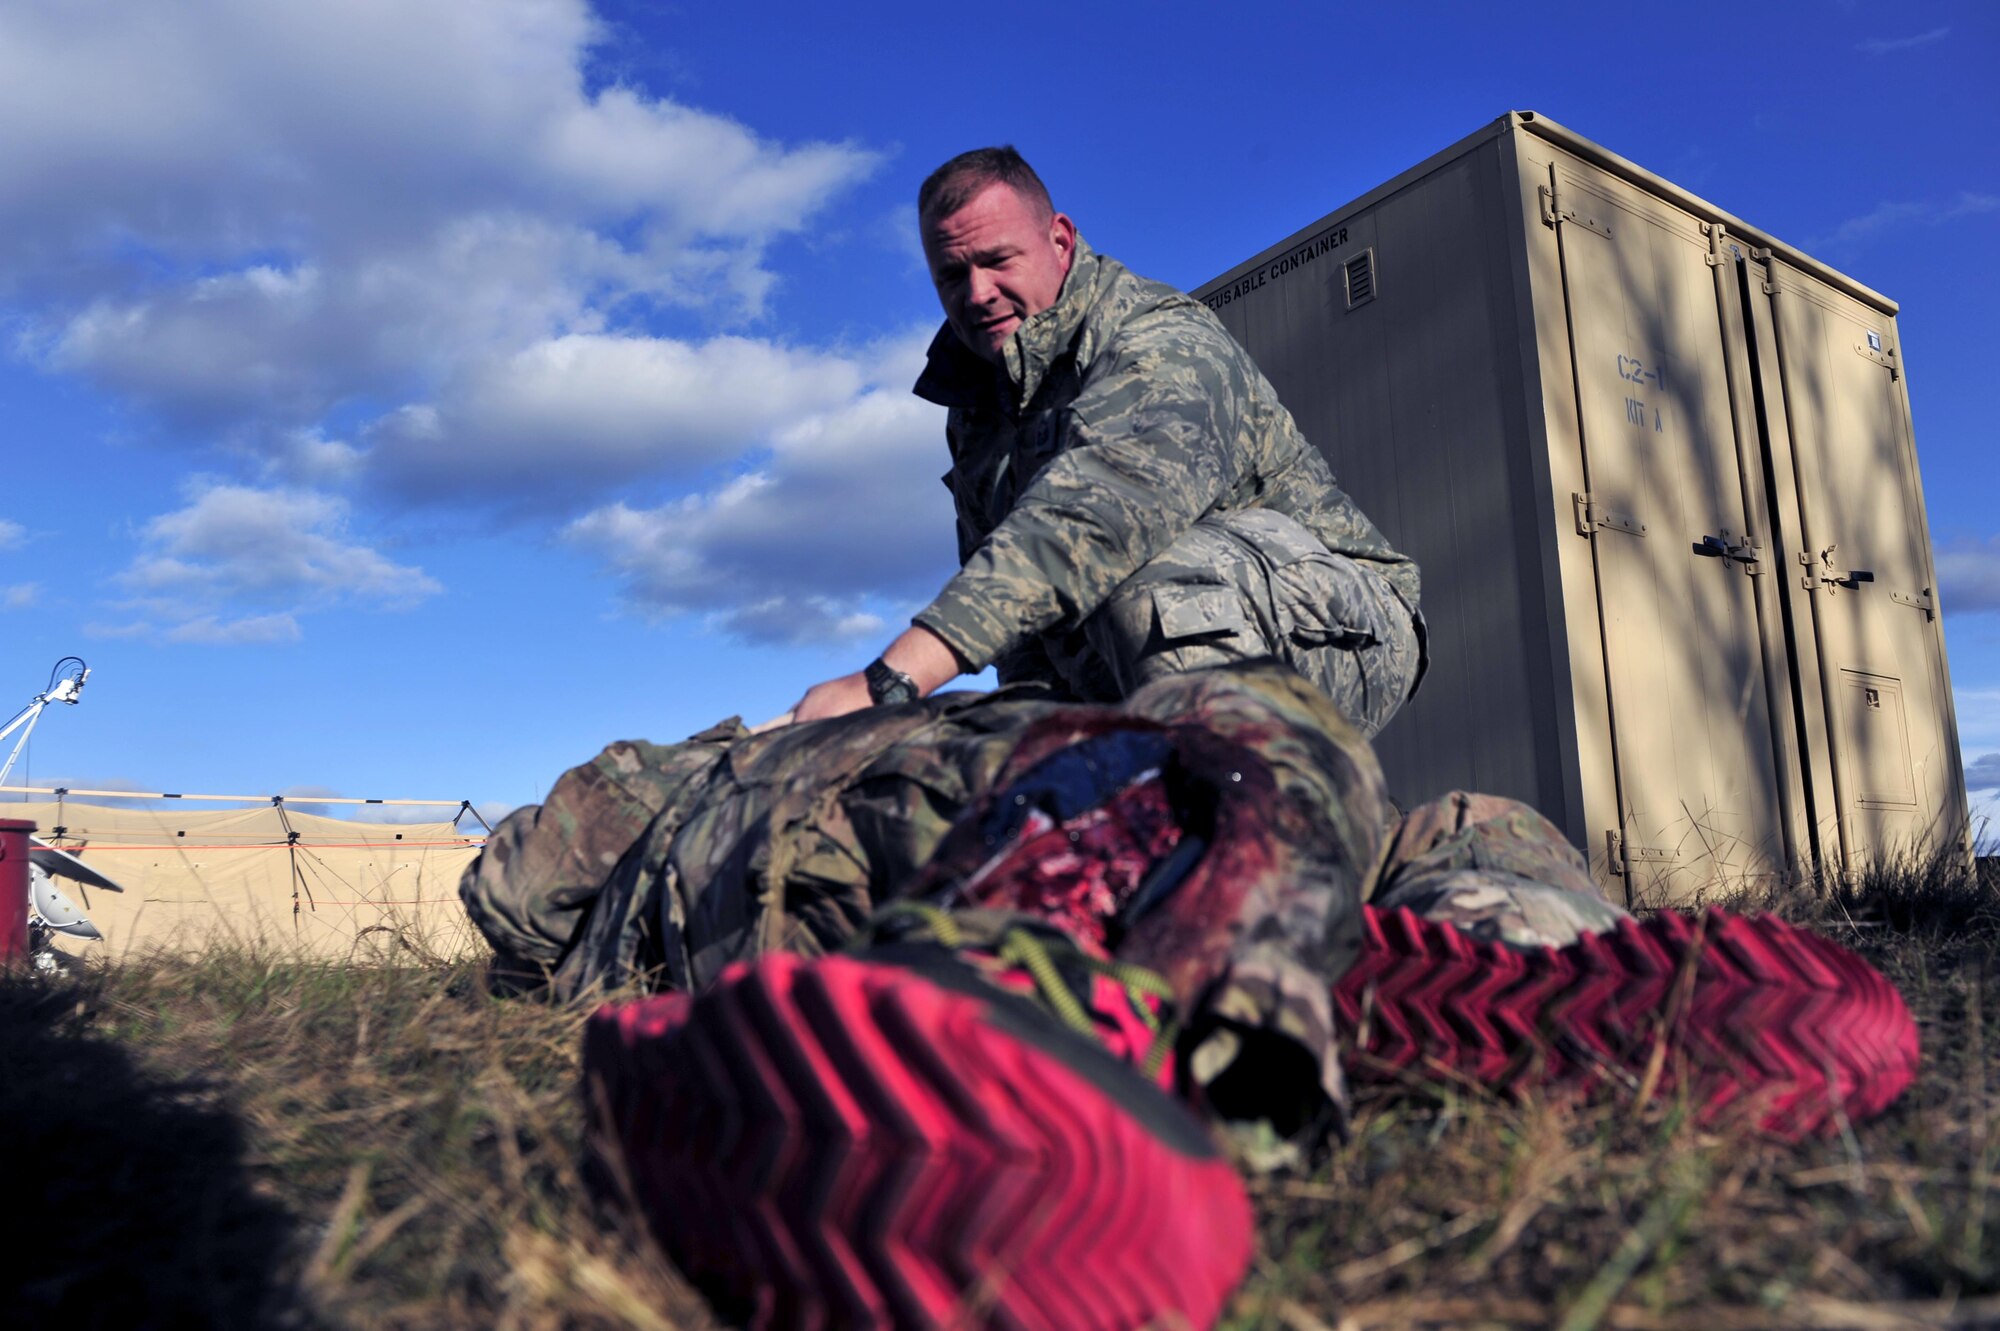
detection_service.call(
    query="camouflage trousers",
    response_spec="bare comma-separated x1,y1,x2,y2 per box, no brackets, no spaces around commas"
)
1075,509,1426,739
461,664,1622,1135
1372,790,1631,949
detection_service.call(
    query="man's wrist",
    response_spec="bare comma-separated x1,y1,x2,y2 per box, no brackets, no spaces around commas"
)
879,624,967,696
863,657,920,706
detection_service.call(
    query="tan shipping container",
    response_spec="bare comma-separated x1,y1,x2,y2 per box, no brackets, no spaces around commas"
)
1194,111,1969,903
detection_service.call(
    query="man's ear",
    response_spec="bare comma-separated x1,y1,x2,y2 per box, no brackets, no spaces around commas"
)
1049,211,1077,272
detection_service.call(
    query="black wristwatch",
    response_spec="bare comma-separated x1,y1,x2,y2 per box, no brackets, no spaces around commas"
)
863,657,919,706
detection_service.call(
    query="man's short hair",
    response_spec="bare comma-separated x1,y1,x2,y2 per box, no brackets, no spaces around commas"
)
918,146,1054,227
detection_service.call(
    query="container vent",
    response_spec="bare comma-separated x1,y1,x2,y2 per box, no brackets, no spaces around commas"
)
1344,248,1377,310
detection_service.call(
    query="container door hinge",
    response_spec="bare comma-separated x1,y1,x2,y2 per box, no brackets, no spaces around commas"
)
1574,493,1646,538
1855,340,1900,379
1607,830,1677,874
1540,183,1612,238
1888,588,1935,619
1752,247,1780,294
1703,222,1729,267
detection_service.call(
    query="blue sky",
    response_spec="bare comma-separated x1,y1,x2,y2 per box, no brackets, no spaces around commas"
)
2,0,1995,831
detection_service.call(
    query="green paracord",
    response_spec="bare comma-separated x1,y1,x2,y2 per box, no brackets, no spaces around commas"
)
864,901,1181,1081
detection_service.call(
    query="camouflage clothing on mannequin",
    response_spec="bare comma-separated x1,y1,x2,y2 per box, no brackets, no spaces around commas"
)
462,663,1622,1129
1371,789,1631,949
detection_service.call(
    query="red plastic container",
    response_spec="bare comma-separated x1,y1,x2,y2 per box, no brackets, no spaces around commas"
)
0,818,33,965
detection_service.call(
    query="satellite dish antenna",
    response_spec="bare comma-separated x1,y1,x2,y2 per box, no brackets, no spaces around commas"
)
29,839,125,894
30,859,109,939
30,835,127,941
1,656,110,968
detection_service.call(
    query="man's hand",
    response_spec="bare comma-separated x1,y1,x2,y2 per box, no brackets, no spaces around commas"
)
786,625,967,726
790,671,875,724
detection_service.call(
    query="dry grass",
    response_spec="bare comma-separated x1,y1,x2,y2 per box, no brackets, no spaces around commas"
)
6,855,1996,1329
1232,853,2000,1330
4,948,713,1330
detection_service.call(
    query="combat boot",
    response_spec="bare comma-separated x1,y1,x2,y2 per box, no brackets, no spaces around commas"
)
583,907,1253,1331
1335,903,1920,1139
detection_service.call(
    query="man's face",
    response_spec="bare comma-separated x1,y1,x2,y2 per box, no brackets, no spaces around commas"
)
922,181,1077,365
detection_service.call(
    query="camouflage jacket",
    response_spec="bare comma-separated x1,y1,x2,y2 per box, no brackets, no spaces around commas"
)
912,236,1418,689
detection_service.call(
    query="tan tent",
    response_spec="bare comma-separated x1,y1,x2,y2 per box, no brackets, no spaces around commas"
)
8,798,484,961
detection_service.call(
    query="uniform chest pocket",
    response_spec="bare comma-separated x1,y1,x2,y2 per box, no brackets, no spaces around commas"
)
1013,409,1066,480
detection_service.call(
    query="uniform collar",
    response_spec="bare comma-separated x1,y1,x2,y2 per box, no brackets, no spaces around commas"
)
912,235,1104,412
912,323,991,409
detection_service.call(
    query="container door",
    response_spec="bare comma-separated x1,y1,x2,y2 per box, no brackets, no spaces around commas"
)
1750,261,1965,864
1545,166,1788,900
1715,243,1838,873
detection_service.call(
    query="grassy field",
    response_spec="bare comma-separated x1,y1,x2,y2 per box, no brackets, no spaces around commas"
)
7,855,1997,1330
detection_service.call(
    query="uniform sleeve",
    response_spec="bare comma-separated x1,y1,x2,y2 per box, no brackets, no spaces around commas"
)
914,308,1248,672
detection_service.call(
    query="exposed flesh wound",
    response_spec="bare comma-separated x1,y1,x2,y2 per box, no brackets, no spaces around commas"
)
954,776,1186,949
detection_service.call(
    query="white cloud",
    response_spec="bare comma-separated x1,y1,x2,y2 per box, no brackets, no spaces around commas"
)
0,1,872,269
97,483,438,642
2,584,38,610
368,333,869,506
34,222,650,432
1975,795,2000,855
1938,537,2000,615
161,613,304,646
263,429,366,487
1960,688,2000,845
0,519,24,549
0,1,945,644
0,0,878,438
1856,27,1950,55
714,598,889,646
127,485,439,604
564,331,959,644
1812,193,2000,251
1961,687,2000,755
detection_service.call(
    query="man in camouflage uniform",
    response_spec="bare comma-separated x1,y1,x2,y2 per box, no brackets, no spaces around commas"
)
786,146,1425,738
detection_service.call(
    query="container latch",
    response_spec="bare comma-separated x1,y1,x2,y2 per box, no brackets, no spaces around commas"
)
1694,532,1760,572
